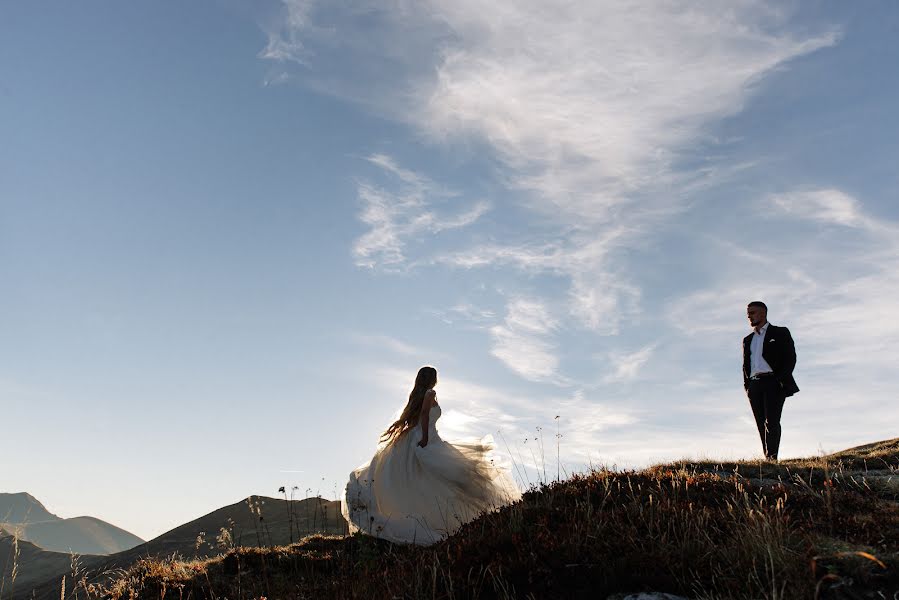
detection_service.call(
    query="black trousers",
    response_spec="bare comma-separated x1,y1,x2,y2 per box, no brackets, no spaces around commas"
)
747,377,786,459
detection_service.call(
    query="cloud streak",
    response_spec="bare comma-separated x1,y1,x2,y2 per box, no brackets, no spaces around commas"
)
352,154,489,269
417,3,836,213
769,189,875,229
265,1,839,339
257,0,315,65
603,345,656,383
489,299,561,381
408,2,837,333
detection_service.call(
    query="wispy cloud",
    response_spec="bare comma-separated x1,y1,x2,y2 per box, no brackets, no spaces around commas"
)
769,189,873,229
365,154,429,188
348,333,423,357
787,197,899,374
259,33,307,65
264,1,838,335
489,299,560,381
418,3,836,212
411,2,836,332
435,303,496,324
603,345,656,383
352,154,489,269
431,231,640,334
257,0,316,65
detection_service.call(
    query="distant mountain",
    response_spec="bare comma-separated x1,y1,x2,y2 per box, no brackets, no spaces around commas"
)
94,495,347,565
0,493,60,524
1,516,144,555
15,495,347,600
0,492,144,557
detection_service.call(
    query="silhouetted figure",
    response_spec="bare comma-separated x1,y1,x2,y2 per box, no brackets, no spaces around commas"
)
743,301,799,460
342,366,520,545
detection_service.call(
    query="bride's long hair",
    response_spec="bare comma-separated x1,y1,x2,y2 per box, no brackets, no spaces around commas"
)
380,366,438,445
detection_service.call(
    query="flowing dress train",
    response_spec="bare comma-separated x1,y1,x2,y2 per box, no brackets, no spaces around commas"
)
342,404,521,545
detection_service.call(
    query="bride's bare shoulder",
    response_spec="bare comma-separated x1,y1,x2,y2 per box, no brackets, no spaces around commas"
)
424,388,437,402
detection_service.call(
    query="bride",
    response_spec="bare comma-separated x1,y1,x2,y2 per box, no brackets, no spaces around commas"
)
342,366,521,545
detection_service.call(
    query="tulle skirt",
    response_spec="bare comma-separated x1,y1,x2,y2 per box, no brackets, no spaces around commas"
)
342,426,521,545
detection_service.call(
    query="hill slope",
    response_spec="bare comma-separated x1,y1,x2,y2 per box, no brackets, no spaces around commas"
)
0,530,101,596
90,439,899,600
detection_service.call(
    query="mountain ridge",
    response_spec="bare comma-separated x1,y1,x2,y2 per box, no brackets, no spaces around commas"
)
0,492,60,524
8,495,347,599
0,492,145,557
1,515,145,556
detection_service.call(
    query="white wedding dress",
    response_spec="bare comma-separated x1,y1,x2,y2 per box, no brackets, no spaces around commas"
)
342,403,521,545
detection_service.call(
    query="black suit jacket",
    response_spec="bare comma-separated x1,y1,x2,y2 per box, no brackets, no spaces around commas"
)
743,324,799,397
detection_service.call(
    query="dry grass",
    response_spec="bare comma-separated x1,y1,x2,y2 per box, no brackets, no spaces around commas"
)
73,438,899,600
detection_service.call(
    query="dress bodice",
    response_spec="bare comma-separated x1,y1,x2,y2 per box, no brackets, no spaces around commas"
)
419,404,443,440
428,403,442,425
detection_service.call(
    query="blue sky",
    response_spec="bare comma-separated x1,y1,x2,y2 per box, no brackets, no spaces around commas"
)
2,1,897,541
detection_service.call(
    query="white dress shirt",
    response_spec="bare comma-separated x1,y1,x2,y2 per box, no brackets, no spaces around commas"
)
750,322,774,376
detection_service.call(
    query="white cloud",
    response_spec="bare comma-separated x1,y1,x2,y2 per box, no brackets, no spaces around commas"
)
489,327,557,380
769,189,868,228
431,230,640,333
503,298,558,335
365,154,428,188
489,299,561,381
430,241,562,271
384,1,841,290
348,333,422,357
438,202,490,231
352,154,489,269
423,302,497,326
568,273,641,335
258,33,307,64
408,2,836,330
257,0,316,65
262,2,839,331
603,345,656,383
418,3,836,212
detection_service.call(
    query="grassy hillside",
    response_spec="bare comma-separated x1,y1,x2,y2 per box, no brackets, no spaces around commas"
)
79,439,899,600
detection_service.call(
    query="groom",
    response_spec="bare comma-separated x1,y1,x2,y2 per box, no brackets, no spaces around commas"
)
743,301,799,460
